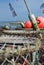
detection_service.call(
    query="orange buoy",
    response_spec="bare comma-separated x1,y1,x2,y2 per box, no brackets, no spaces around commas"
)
24,20,32,28
36,16,44,28
24,16,44,29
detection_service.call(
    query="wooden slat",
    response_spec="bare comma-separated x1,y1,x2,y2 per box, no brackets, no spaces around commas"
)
2,29,44,35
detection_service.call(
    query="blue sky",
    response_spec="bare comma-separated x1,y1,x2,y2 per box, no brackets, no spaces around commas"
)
0,0,44,22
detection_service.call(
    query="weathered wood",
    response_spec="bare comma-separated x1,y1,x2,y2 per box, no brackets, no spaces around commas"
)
2,29,44,35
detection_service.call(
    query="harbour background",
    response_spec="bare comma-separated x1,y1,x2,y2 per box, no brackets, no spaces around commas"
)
0,0,44,22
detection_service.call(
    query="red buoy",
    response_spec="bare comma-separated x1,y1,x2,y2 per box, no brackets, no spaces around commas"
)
36,16,44,28
24,16,44,29
24,20,32,28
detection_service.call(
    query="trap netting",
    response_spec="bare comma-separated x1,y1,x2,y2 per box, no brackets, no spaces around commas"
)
0,36,41,65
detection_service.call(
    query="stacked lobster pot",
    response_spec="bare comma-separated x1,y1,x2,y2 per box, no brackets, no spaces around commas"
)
0,35,43,65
